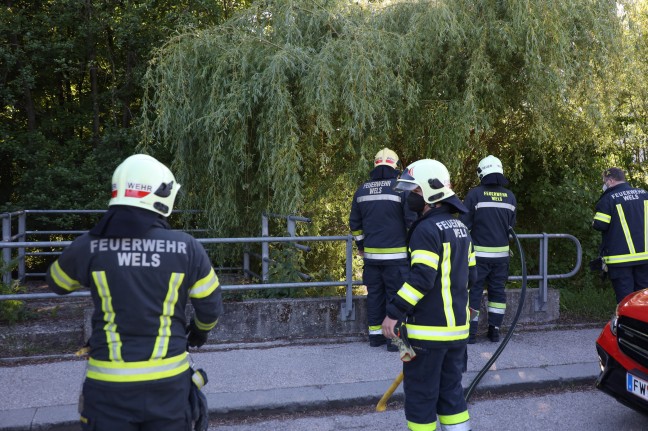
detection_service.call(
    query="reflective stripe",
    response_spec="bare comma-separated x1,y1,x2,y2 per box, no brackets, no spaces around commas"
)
351,230,364,241
151,272,184,360
475,245,509,258
86,352,190,383
617,204,636,254
604,252,648,264
488,301,506,314
438,411,471,431
475,251,509,258
190,268,219,299
192,369,206,389
441,243,454,327
594,212,611,223
474,245,509,252
353,234,365,241
407,421,437,431
468,246,476,266
92,271,123,362
369,326,382,335
50,260,81,292
410,249,439,269
645,201,648,250
194,315,218,331
357,194,401,203
475,202,516,211
397,282,424,306
365,252,408,260
405,323,470,341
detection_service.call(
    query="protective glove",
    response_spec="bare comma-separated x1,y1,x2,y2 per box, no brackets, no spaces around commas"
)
186,319,209,348
189,368,209,431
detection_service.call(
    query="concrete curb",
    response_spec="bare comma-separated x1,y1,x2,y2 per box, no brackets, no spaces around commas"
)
0,362,600,431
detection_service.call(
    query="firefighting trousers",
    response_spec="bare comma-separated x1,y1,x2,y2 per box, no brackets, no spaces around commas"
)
607,263,648,303
79,370,192,431
403,344,471,430
363,263,408,333
469,260,509,327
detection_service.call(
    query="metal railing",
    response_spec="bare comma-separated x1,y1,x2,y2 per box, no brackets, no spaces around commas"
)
1,209,582,318
511,233,582,311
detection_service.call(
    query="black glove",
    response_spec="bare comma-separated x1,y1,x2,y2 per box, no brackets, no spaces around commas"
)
186,319,209,348
189,368,209,431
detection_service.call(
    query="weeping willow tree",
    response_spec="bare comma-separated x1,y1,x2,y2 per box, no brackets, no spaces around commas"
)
140,0,622,275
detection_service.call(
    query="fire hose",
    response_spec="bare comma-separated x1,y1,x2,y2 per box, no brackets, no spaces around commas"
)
376,226,527,410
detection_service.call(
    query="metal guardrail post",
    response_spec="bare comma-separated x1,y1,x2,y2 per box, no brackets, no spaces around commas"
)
340,235,356,321
536,233,549,312
18,212,26,282
243,251,250,280
261,214,269,283
2,214,11,285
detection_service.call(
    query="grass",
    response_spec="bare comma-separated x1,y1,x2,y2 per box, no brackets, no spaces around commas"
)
559,285,617,323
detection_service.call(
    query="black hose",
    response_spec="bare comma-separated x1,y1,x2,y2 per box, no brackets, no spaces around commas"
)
465,226,528,402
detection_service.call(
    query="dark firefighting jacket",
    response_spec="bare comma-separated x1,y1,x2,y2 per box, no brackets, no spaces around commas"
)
460,184,516,262
46,218,222,383
349,167,416,265
386,204,477,348
592,182,648,267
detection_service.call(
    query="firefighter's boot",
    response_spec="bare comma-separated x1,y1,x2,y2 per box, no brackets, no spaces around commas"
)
487,325,500,343
369,334,387,347
468,320,478,344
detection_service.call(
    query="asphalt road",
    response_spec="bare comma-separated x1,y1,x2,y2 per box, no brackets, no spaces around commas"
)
207,386,648,431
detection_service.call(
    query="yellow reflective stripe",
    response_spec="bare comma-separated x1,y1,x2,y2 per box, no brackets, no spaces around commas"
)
50,260,81,292
351,230,363,236
364,247,407,253
368,324,382,331
468,245,476,266
441,243,454,326
411,249,439,269
92,271,122,362
438,410,471,429
405,323,470,341
645,201,648,250
86,352,189,383
594,212,611,223
189,268,219,299
617,204,636,254
194,315,218,331
407,421,437,431
488,301,506,314
474,245,509,252
397,282,424,306
604,252,648,264
151,272,184,360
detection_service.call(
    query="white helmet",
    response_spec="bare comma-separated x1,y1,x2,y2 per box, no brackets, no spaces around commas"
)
109,154,181,217
374,148,399,169
477,155,503,180
395,159,455,204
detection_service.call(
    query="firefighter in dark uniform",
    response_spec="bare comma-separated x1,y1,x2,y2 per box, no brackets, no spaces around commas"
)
460,155,517,343
592,167,648,303
350,148,416,351
382,159,475,431
46,154,222,431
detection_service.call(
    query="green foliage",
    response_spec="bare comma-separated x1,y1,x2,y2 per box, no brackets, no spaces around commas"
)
559,281,616,322
0,261,31,324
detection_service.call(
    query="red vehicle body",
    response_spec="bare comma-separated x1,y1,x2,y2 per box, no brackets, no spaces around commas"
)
596,288,648,414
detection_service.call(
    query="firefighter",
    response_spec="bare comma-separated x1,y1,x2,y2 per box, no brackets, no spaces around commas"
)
460,155,517,343
382,159,475,431
592,167,648,303
46,154,222,431
350,148,417,351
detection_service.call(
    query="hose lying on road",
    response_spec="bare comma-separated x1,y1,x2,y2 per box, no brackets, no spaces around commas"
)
464,226,528,402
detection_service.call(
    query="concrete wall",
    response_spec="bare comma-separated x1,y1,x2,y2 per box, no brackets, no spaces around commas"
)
196,287,559,344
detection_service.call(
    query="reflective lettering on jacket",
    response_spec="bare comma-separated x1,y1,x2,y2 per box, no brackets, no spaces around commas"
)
349,176,416,264
459,184,516,261
45,219,223,382
387,206,477,347
592,183,648,266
